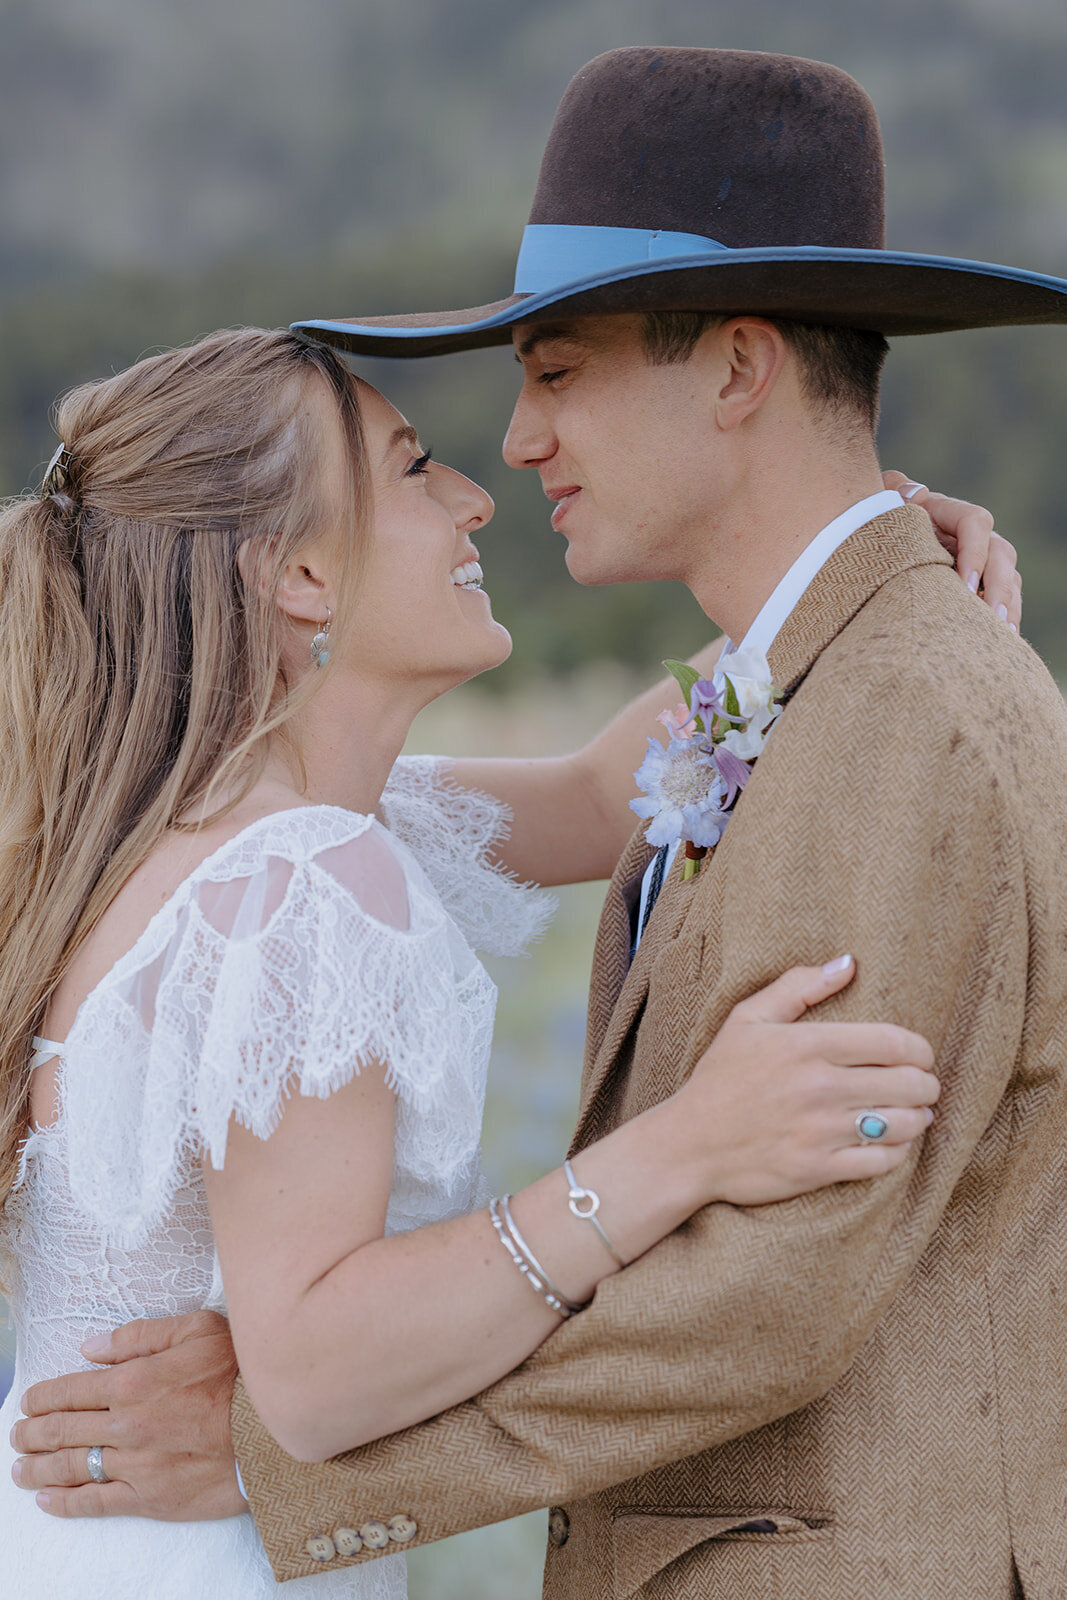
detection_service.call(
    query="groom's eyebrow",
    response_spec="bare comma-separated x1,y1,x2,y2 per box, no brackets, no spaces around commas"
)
514,322,589,361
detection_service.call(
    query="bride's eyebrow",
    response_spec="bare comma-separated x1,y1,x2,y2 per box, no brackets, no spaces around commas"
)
384,423,422,459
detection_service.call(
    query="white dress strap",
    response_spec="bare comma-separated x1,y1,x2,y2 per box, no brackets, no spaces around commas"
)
30,1037,65,1071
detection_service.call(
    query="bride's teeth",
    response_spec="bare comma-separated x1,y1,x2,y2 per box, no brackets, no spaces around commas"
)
450,560,484,589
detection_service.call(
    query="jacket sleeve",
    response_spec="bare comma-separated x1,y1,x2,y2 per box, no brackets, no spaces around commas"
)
234,661,1028,1582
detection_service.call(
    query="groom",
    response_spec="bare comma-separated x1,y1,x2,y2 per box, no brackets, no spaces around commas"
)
15,49,1067,1599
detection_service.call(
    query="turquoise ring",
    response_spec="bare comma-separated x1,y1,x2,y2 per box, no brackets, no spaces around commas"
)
856,1112,889,1144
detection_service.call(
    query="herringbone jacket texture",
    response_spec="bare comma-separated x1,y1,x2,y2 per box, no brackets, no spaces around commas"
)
233,506,1067,1598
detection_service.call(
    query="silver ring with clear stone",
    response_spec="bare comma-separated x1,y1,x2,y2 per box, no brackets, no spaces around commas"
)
855,1111,889,1144
86,1446,109,1484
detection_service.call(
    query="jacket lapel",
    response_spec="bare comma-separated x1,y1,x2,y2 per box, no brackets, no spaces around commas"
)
577,504,953,1143
574,833,708,1142
583,823,655,1069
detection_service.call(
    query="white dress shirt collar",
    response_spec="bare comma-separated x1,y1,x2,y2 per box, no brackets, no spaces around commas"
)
632,488,904,953
726,487,904,661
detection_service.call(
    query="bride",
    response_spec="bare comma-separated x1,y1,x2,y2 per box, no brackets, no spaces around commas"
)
0,327,983,1596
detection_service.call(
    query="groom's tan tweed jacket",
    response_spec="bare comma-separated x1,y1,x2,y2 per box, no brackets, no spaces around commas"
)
233,506,1067,1598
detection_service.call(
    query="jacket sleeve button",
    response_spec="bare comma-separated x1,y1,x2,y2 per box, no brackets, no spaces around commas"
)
548,1507,570,1548
334,1527,365,1556
359,1520,391,1550
305,1534,337,1562
387,1514,418,1543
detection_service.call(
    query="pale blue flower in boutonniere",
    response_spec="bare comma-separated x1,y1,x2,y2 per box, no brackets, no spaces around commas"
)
630,733,730,849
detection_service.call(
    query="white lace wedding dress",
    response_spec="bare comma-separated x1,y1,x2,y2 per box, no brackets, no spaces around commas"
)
0,758,553,1598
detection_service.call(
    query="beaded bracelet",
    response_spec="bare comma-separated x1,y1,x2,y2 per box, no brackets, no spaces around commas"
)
489,1197,588,1318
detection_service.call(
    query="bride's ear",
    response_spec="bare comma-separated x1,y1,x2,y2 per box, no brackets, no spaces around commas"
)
237,539,334,624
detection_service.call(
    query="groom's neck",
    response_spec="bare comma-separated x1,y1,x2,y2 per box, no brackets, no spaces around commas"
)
688,431,884,641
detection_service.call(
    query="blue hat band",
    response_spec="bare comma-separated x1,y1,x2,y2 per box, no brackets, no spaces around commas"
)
513,224,729,294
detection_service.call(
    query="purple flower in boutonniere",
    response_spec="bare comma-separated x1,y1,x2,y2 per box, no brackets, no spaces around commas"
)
630,651,784,878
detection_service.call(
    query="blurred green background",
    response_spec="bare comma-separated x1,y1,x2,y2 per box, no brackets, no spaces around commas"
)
1,0,1064,1594
2,0,1066,677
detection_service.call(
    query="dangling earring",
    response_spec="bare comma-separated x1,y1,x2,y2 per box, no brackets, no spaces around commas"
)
310,607,332,669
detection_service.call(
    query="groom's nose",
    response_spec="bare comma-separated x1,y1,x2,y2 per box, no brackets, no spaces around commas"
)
502,389,556,470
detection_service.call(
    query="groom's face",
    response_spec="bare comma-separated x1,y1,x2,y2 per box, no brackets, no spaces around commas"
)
505,313,727,590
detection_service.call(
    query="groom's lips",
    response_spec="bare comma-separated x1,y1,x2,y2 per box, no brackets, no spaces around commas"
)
546,485,581,529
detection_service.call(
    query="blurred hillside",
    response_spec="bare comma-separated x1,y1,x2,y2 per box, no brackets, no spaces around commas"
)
1,0,1065,676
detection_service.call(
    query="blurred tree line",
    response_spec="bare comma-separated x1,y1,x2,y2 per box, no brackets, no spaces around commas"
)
1,0,1064,681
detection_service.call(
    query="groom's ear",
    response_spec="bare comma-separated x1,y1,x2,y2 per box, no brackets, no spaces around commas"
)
711,318,788,432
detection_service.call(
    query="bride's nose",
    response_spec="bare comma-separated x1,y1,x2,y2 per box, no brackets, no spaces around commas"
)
440,466,494,532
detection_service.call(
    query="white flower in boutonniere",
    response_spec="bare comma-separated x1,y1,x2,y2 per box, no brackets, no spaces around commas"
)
630,652,784,879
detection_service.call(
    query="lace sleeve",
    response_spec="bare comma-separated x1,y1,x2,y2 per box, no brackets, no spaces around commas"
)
60,812,494,1245
381,755,556,957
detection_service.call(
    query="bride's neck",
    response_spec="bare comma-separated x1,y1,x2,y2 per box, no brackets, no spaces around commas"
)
264,667,420,816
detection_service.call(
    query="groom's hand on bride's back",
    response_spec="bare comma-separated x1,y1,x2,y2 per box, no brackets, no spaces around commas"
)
10,1310,242,1520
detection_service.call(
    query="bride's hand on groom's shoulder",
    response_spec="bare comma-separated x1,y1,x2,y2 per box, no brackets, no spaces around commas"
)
677,956,940,1208
882,469,1022,630
10,1310,241,1520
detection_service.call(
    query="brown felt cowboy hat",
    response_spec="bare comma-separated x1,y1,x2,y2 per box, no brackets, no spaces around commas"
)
293,47,1067,357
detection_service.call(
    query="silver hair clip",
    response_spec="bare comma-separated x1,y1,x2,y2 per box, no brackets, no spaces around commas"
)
40,442,73,502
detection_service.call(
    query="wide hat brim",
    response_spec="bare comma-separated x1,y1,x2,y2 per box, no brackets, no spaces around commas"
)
292,47,1067,358
293,245,1067,358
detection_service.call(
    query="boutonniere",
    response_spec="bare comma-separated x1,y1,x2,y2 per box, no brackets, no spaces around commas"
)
630,648,784,880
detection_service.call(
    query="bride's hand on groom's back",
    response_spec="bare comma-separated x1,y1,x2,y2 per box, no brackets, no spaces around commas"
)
10,1310,241,1520
882,470,1022,630
678,955,939,1208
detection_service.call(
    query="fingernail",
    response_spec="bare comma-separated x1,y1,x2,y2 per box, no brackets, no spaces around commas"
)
925,1107,934,1125
995,603,1008,622
8,1426,17,1448
36,1493,50,1510
967,571,980,594
81,1334,110,1358
822,954,852,976
10,1460,21,1485
1009,623,1018,633
901,482,927,500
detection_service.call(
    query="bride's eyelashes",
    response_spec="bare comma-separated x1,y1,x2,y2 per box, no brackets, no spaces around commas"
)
406,448,433,478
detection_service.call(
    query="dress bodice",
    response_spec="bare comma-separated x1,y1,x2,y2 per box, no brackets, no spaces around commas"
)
0,757,553,1599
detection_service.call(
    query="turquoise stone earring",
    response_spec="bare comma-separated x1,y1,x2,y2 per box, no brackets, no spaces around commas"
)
310,606,332,669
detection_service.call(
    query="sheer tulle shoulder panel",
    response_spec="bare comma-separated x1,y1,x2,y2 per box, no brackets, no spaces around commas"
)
194,828,411,941
313,829,412,932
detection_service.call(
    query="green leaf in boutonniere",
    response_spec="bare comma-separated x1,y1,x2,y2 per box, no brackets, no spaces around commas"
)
664,659,701,708
664,659,712,736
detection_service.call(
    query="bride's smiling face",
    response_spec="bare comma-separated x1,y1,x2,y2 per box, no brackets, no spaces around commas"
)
333,379,511,695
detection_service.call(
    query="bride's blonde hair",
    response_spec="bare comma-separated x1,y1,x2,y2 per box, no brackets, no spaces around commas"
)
0,327,366,1203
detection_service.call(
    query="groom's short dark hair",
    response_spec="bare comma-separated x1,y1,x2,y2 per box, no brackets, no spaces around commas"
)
641,311,889,433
